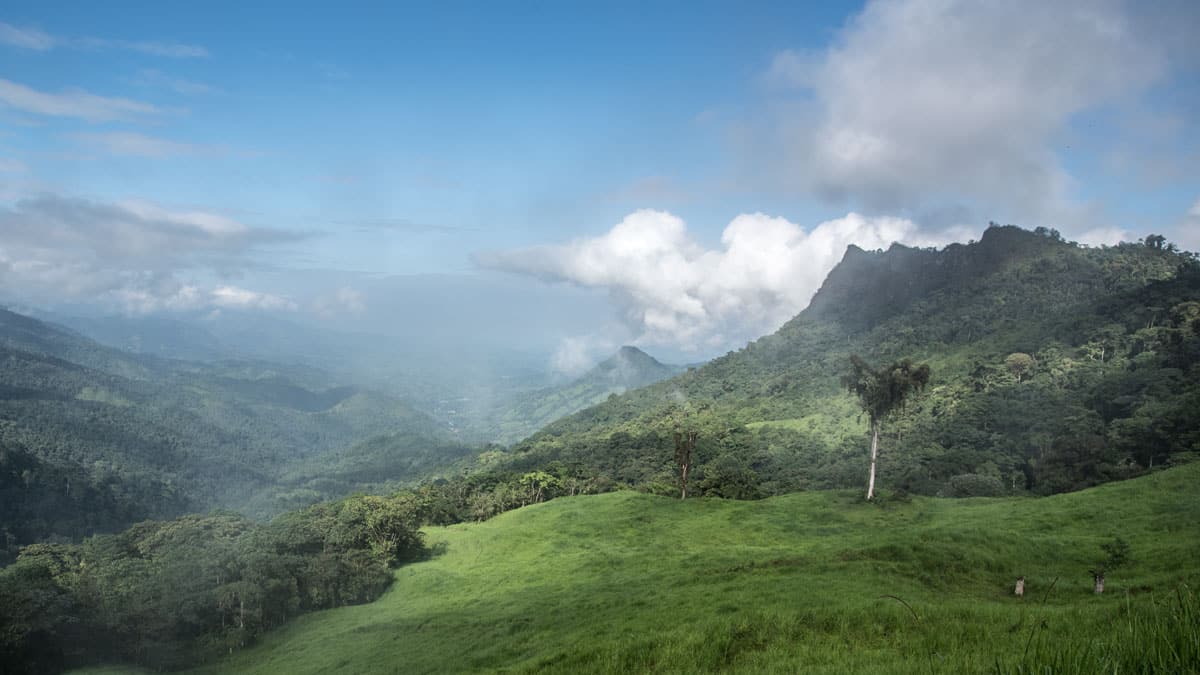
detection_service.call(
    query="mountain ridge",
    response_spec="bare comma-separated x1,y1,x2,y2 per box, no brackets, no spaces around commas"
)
496,225,1199,498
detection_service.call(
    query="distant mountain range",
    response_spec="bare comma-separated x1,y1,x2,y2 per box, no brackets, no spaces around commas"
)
0,308,472,562
491,346,686,444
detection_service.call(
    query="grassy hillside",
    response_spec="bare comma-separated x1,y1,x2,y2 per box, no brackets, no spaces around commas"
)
135,463,1200,674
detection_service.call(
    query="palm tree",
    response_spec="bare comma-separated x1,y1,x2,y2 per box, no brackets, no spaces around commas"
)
842,355,931,500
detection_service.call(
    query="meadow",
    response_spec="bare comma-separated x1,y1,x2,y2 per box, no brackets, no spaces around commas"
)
82,463,1199,674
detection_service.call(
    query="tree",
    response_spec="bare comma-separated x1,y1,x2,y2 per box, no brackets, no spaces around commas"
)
1089,537,1131,594
842,355,931,500
1004,352,1035,382
674,431,697,499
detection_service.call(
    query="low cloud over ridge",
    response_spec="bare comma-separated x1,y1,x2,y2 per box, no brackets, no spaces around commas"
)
477,209,967,352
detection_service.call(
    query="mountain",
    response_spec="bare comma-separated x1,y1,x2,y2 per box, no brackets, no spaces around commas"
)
491,346,685,444
495,226,1200,498
50,309,565,438
0,309,471,562
47,313,227,362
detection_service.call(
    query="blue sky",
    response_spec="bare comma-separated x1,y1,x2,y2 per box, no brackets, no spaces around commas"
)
1,0,1198,365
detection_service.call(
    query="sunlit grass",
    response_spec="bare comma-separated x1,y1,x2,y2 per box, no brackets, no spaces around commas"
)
78,464,1200,674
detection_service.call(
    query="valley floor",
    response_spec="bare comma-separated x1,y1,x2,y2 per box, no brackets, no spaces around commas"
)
82,464,1200,674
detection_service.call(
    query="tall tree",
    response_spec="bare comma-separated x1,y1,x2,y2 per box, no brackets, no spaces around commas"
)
674,431,696,499
842,355,931,500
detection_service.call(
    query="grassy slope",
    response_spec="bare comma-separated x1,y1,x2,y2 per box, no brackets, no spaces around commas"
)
116,464,1200,675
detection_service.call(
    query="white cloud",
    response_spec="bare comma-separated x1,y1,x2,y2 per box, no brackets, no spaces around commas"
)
77,38,207,59
0,21,206,57
477,209,967,352
1075,227,1129,247
0,78,159,122
0,193,303,313
211,285,296,311
69,131,223,158
0,22,54,50
754,0,1170,226
550,335,614,378
1178,199,1200,252
311,287,367,318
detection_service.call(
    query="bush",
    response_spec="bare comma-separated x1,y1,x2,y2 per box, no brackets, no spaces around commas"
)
943,473,1005,497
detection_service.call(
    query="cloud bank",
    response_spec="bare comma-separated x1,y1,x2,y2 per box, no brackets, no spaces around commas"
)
0,194,301,313
478,209,966,352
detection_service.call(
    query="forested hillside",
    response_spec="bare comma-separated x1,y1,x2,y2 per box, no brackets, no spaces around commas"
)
494,226,1200,499
0,310,471,562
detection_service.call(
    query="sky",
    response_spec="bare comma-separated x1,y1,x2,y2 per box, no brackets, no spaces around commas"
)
1,0,1198,369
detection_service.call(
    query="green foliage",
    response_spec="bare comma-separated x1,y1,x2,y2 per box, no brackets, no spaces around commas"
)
842,355,931,426
943,473,1006,497
1097,537,1131,574
0,495,425,672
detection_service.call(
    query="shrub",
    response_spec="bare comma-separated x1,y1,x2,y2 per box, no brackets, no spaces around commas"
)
943,473,1006,497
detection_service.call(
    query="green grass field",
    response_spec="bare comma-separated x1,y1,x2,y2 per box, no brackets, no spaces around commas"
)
86,464,1200,674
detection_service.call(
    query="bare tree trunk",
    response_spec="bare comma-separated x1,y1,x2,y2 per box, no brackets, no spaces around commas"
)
680,464,689,499
867,422,880,500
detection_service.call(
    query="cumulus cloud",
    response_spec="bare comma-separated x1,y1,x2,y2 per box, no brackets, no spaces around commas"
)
0,78,159,122
0,193,302,313
477,209,966,352
756,0,1172,224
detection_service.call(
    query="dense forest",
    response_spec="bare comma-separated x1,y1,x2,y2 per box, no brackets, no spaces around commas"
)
0,493,426,673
